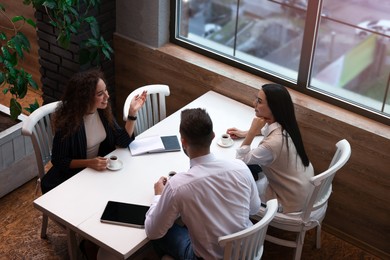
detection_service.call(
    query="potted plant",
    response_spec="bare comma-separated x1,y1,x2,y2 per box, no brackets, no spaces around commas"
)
0,0,114,197
1,0,114,120
0,2,38,120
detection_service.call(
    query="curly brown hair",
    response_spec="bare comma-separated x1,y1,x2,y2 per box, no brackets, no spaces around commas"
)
52,69,113,137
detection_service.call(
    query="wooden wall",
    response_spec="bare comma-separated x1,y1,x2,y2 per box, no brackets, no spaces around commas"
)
0,1,41,93
114,34,390,258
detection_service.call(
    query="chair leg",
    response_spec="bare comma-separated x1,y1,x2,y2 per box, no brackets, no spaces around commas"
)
293,231,306,260
41,214,48,239
316,225,322,249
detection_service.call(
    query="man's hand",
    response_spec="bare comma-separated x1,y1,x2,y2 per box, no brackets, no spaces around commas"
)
154,176,167,195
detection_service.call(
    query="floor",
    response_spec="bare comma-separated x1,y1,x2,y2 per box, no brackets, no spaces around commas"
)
0,178,381,260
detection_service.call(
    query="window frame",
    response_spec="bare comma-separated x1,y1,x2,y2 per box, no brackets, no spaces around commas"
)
169,0,390,125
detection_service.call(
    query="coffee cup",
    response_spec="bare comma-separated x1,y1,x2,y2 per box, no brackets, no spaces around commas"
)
108,155,120,168
221,134,232,145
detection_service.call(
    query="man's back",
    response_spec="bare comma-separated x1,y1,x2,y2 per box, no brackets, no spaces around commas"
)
146,154,260,259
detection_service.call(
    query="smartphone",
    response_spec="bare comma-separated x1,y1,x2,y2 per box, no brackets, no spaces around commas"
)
100,201,150,228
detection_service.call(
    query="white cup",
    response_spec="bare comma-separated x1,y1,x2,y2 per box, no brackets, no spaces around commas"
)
221,134,232,145
108,155,120,168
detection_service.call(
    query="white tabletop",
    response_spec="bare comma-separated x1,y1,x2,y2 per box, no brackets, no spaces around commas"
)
33,91,261,259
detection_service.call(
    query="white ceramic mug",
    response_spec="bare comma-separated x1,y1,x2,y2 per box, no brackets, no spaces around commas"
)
221,134,232,145
108,155,120,168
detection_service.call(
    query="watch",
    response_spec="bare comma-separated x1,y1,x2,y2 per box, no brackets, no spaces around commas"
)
127,115,137,121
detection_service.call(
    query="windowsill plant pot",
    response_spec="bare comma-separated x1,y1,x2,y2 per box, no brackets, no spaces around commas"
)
0,104,37,198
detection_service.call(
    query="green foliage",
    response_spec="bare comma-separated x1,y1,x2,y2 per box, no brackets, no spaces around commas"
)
1,0,114,120
28,0,114,65
0,4,38,120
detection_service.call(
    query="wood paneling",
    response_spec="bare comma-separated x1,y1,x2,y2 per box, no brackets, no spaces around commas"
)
114,34,390,259
0,1,41,92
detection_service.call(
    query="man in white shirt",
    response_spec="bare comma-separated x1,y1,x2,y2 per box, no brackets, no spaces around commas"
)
144,108,261,260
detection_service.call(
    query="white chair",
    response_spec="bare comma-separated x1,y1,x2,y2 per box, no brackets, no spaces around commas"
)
218,199,278,260
21,101,60,238
123,84,170,136
251,139,351,260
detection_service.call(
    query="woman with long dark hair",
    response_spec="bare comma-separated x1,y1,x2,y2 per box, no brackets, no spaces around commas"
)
227,83,314,213
41,69,147,194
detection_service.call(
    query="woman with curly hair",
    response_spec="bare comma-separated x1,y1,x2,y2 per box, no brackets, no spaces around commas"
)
41,69,147,194
227,83,314,213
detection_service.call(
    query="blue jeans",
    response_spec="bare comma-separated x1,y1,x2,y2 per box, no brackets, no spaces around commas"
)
152,223,199,260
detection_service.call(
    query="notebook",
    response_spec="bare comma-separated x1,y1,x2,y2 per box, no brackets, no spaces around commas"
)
129,135,181,155
100,201,150,228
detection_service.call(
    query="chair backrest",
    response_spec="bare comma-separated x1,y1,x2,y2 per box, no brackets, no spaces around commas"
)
123,84,170,136
21,101,60,180
218,199,278,260
302,139,351,220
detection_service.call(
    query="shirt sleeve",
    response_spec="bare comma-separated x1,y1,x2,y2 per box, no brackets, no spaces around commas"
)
249,176,261,215
144,184,180,239
112,118,134,147
236,143,273,166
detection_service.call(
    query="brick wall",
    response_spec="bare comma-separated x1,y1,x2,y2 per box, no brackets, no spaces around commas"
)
34,0,116,106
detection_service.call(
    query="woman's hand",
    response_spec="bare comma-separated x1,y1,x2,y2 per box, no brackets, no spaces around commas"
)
226,127,248,139
89,157,108,171
128,90,147,116
154,176,167,195
248,117,266,136
240,117,266,147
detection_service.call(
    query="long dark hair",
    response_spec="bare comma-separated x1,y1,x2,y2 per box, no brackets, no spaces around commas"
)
53,69,113,136
262,84,310,166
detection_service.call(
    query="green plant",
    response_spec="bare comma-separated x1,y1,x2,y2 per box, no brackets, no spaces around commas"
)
1,0,114,120
26,0,114,65
0,3,39,120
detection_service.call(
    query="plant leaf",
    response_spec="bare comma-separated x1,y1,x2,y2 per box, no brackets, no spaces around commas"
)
26,18,36,28
25,99,40,113
11,16,25,23
10,98,23,120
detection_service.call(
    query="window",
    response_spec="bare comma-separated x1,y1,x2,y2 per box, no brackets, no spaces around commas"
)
173,0,390,124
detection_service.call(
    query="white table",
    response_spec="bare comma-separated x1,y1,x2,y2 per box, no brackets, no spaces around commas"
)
33,91,261,259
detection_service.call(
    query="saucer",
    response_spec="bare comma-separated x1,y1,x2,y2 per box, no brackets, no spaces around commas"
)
217,138,234,148
107,160,123,171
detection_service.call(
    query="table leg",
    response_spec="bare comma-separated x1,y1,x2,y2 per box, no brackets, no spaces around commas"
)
66,227,78,260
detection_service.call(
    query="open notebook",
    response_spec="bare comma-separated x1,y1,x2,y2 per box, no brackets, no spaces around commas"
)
129,135,181,156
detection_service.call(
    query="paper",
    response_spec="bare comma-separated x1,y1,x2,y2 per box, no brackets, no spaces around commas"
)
129,135,165,156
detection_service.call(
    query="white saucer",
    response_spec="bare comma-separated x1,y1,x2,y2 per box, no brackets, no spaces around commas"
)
107,160,123,171
217,138,234,148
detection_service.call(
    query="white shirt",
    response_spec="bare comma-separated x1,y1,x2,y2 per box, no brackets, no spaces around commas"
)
144,153,261,260
236,122,280,165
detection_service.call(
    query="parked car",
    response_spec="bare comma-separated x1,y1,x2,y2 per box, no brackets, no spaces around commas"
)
355,19,390,37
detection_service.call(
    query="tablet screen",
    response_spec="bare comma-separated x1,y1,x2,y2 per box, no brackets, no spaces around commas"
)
100,201,150,228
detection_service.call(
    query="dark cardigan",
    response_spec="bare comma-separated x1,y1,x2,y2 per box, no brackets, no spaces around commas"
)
41,110,134,193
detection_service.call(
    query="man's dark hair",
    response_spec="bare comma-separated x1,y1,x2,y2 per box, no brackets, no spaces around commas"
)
180,108,213,148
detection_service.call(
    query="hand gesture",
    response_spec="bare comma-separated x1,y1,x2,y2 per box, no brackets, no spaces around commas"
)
128,90,147,116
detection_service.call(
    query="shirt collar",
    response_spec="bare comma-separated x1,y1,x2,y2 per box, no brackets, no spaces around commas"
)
189,153,216,168
261,122,281,137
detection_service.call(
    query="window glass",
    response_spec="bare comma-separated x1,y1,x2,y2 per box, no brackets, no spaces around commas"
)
176,0,390,121
178,0,307,81
311,0,390,115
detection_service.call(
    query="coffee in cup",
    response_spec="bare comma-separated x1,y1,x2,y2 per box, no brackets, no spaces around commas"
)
108,155,120,168
221,134,232,145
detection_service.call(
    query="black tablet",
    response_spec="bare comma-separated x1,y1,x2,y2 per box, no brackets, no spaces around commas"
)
100,201,150,228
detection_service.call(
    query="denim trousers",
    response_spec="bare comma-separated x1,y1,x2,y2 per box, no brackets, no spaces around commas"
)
152,223,199,260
